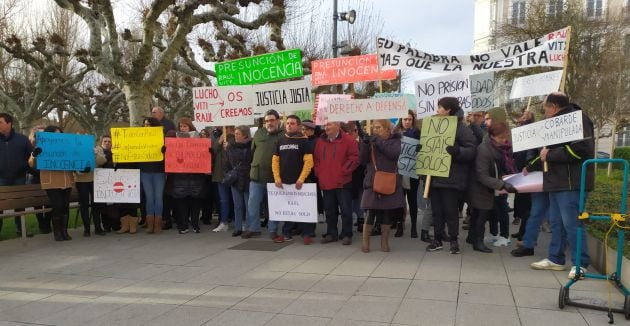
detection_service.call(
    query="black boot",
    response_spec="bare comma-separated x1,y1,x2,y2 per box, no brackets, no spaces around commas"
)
410,224,418,238
93,211,106,236
394,221,403,238
473,210,492,253
51,216,64,241
420,229,431,243
465,211,477,245
61,214,72,241
357,218,364,233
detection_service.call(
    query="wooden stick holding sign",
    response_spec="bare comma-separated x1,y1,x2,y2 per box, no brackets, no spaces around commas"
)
417,116,458,199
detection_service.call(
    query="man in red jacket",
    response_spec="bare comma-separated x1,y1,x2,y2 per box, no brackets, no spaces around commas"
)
314,121,359,245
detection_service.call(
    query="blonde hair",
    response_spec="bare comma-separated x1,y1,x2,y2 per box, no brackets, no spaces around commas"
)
373,119,393,131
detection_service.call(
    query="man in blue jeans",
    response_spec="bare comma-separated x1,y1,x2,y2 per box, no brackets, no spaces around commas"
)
510,192,549,256
528,93,594,279
0,113,33,237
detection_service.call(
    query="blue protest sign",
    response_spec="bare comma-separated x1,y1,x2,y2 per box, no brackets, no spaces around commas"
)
36,132,95,171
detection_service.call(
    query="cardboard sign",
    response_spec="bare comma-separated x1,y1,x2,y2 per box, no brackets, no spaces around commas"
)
377,27,568,73
398,136,420,179
315,94,352,125
470,72,495,111
35,132,95,171
111,127,164,163
164,138,212,173
192,86,255,128
511,110,584,152
251,80,312,114
311,54,397,86
319,97,408,123
509,70,563,99
267,183,317,223
374,93,417,109
416,116,457,177
415,74,472,119
93,168,141,203
215,49,303,86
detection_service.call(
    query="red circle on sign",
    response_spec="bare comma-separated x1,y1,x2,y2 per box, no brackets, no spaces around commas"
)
113,182,124,193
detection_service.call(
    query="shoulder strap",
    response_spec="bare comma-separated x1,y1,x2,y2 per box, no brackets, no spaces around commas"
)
370,143,379,172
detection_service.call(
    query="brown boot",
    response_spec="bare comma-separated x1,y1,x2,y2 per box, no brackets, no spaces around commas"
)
116,216,130,234
362,223,372,253
154,216,162,234
381,224,391,252
129,217,138,234
145,216,155,234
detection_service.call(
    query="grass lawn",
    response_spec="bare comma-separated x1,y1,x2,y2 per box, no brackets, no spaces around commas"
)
0,208,84,241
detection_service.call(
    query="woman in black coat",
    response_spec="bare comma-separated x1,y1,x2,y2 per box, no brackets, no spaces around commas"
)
394,110,421,238
224,125,252,237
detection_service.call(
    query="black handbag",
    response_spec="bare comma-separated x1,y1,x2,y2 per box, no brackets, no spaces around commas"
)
222,163,241,186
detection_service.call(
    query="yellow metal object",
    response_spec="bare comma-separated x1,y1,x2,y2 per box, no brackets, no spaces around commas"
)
579,212,590,220
611,213,625,222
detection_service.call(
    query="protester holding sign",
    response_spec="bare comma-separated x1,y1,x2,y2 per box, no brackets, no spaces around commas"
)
425,98,477,255
225,125,253,237
211,126,234,233
29,126,75,241
74,142,108,237
138,117,166,235
394,110,421,238
359,120,405,253
529,93,594,279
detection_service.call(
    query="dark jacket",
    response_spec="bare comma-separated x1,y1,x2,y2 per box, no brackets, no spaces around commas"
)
359,132,405,210
211,133,234,182
430,120,477,191
250,127,281,183
314,131,359,190
468,137,507,210
0,128,32,180
225,140,252,192
542,104,595,192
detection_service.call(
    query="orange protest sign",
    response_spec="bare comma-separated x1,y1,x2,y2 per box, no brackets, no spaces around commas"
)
164,138,212,173
311,54,397,86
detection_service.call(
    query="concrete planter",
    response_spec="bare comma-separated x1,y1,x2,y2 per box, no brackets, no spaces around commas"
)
587,232,630,283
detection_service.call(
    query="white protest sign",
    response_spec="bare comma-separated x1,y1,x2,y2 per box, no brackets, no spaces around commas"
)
470,72,495,111
315,94,352,125
319,97,408,123
251,80,312,115
511,110,584,152
415,73,472,119
509,70,563,99
267,183,317,223
398,136,419,179
192,86,255,128
93,168,141,203
377,27,568,73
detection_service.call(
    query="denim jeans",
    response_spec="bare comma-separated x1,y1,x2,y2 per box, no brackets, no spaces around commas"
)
246,181,266,232
231,186,248,232
323,188,353,239
548,191,590,268
522,192,550,249
0,176,27,232
140,172,165,216
493,194,510,238
217,183,233,224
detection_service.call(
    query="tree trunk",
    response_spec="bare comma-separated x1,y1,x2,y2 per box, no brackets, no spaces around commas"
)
123,84,152,127
608,122,616,177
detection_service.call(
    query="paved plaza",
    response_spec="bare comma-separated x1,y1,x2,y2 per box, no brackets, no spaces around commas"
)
0,222,629,326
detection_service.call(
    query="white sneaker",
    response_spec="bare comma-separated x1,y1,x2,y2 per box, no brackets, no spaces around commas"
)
213,223,228,232
318,213,325,224
568,266,587,279
484,235,499,243
492,236,511,247
531,258,565,271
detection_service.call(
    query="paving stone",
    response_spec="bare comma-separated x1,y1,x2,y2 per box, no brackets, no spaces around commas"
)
518,307,588,326
392,298,456,326
334,295,401,323
458,283,514,306
233,288,303,313
202,309,274,326
282,291,350,318
265,272,324,291
309,275,367,294
356,277,411,298
456,302,520,326
184,285,258,309
405,279,459,302
265,314,330,326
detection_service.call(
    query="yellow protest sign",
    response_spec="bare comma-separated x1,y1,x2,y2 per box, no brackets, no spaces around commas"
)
111,127,164,163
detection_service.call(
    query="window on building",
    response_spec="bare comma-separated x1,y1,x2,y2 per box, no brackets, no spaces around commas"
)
548,0,564,16
586,0,603,18
511,0,526,25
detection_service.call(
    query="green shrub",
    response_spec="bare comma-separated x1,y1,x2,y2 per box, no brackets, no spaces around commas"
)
613,147,630,168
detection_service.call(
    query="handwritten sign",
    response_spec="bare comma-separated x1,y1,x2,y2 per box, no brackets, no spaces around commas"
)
416,116,457,177
93,168,141,203
509,70,563,99
192,86,255,129
311,54,397,86
164,138,212,173
315,94,352,125
415,74,471,119
215,49,303,86
111,127,163,163
35,132,95,171
511,110,583,152
398,136,419,179
267,183,317,223
319,97,408,123
470,72,495,111
251,80,312,114
377,27,568,73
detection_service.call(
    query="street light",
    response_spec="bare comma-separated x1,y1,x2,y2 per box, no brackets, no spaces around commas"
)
332,0,356,58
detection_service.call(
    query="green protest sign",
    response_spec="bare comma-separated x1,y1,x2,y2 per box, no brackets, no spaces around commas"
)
215,49,304,86
416,116,457,178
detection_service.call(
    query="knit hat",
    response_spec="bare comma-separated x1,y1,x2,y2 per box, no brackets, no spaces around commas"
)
487,107,507,124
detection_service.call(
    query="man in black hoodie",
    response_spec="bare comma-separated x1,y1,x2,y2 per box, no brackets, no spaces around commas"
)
529,92,594,279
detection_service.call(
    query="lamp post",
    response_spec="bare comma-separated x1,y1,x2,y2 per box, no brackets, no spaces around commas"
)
332,0,356,58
